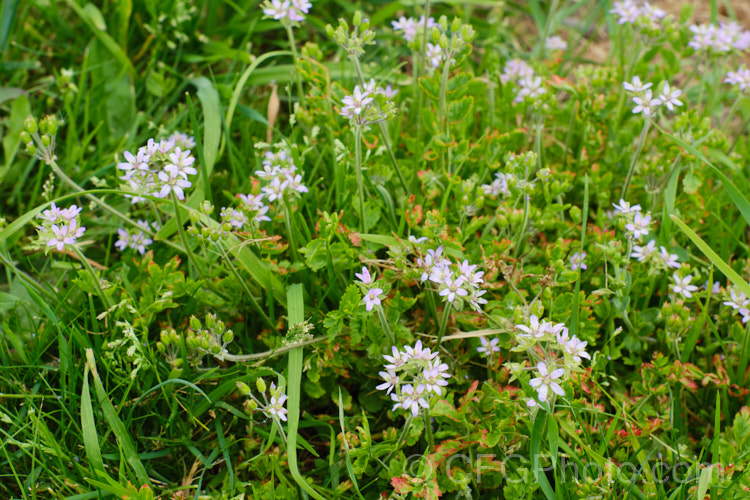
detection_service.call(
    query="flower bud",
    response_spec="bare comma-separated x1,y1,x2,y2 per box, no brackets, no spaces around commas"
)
190,315,202,330
41,135,51,148
353,11,362,27
25,142,36,156
223,330,234,344
19,131,31,144
205,313,216,329
24,115,38,134
236,381,251,396
256,377,267,393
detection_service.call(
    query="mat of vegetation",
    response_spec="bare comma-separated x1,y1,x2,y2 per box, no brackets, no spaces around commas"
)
3,0,750,498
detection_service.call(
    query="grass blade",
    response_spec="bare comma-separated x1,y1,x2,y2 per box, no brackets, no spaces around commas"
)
286,284,325,500
670,215,750,298
85,349,150,486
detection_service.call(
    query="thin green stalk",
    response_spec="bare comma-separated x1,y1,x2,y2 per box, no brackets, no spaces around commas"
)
284,23,306,108
354,126,367,233
424,406,435,449
73,246,113,312
438,51,452,173
376,304,395,346
350,56,408,191
283,198,299,261
535,0,560,60
413,0,432,173
171,192,207,280
213,336,326,363
622,118,651,200
722,95,744,130
217,241,274,330
436,302,452,346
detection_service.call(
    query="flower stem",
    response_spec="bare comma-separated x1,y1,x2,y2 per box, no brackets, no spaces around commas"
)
376,304,395,346
349,56,408,191
171,192,208,280
283,198,299,261
354,125,367,233
424,406,435,449
73,246,113,312
413,0,432,174
436,302,451,347
284,23,306,109
622,118,651,200
438,49,452,173
217,241,274,330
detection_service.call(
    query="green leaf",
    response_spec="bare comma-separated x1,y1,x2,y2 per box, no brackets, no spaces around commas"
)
286,284,326,500
671,215,750,298
189,77,221,176
448,96,474,123
85,349,150,486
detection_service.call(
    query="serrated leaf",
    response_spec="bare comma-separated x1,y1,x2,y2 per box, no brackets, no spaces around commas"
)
448,96,473,123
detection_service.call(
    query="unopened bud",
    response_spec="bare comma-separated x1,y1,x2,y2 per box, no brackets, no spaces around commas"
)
24,115,38,134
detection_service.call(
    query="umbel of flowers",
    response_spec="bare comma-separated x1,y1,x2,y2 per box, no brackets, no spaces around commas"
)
377,340,450,418
511,314,591,408
116,132,198,202
36,203,86,253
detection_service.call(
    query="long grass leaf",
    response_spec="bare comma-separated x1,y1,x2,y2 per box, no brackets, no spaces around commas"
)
671,215,750,297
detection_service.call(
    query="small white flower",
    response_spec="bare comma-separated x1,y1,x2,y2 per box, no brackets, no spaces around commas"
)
266,392,288,421
157,169,192,200
671,274,699,299
570,251,587,271
340,86,373,118
623,76,652,94
477,336,500,356
657,83,683,111
658,246,680,269
625,212,652,240
391,384,430,417
631,239,657,261
529,362,565,402
362,288,384,312
376,369,399,395
612,199,641,215
545,35,567,51
425,43,443,68
355,267,372,285
631,89,660,116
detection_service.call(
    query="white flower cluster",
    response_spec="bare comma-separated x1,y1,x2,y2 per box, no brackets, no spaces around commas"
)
725,65,750,92
377,340,450,417
416,246,486,312
723,288,750,323
355,267,385,312
545,35,567,51
339,79,397,126
514,315,590,406
115,220,159,255
262,0,311,23
613,199,681,272
500,59,545,104
391,16,444,67
117,132,197,202
688,22,750,54
610,0,665,27
220,193,272,232
623,77,682,117
36,203,86,252
481,172,511,197
255,145,308,203
391,15,437,43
